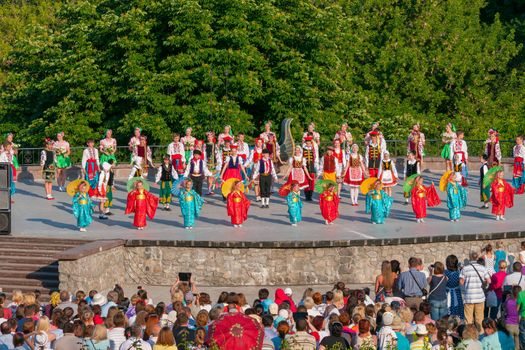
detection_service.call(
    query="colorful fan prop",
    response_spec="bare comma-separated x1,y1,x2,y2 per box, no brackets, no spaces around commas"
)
439,170,453,192
66,179,90,197
483,166,503,188
403,174,420,193
170,177,186,196
278,183,292,197
127,177,150,193
314,179,337,193
360,177,379,195
221,178,244,198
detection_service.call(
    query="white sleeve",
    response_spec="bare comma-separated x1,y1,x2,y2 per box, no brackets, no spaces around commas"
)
216,152,223,171
202,162,212,177
172,167,179,180
40,150,46,167
155,166,162,183
364,147,369,166
417,162,421,174
318,157,324,176
336,159,342,177
252,162,259,179
392,161,398,178
271,161,278,180
403,161,407,178
95,149,100,168
496,143,501,161
167,143,173,156
81,149,88,169
464,141,469,161
183,162,191,178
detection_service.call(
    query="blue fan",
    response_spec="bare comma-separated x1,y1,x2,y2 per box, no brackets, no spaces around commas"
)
171,177,186,196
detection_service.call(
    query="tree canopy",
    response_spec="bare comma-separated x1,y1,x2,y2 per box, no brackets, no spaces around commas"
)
1,0,524,146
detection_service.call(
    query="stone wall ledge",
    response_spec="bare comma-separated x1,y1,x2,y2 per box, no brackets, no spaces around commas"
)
57,239,125,261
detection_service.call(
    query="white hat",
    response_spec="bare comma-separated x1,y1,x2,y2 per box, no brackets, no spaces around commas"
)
415,324,428,335
91,293,107,306
167,310,177,324
284,288,293,296
34,331,49,347
268,303,279,316
382,312,394,326
278,309,289,319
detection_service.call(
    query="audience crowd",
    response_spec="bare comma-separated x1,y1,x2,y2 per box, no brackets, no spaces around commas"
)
1,241,525,350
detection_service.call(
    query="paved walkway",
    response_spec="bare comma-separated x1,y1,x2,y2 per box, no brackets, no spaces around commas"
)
11,172,524,242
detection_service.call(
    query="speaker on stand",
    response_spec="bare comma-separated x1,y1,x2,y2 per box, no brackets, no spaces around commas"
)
0,163,12,235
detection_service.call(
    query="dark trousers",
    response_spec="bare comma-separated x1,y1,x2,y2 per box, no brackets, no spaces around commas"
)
191,175,204,196
305,190,313,201
259,175,272,197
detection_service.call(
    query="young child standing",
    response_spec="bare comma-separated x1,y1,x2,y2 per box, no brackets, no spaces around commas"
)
40,139,57,200
446,173,467,222
453,153,468,187
403,150,420,205
226,180,250,228
0,142,16,197
178,179,204,230
72,181,95,232
286,181,303,226
125,179,159,230
513,135,525,194
479,155,490,209
490,170,514,221
81,139,100,197
252,149,278,208
103,159,115,216
156,155,178,211
410,176,440,223
319,183,339,225
365,179,393,224
378,151,398,197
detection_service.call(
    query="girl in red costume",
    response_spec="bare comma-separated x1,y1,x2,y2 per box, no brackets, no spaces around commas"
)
490,170,514,221
125,180,159,230
319,183,339,225
227,180,250,228
410,176,441,223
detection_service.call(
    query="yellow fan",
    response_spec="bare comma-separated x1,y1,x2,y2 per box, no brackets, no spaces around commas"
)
221,178,244,198
360,177,379,195
66,179,90,197
439,170,453,192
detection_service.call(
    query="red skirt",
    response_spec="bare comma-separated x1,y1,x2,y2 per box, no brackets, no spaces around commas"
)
344,167,364,186
287,168,309,189
223,168,242,181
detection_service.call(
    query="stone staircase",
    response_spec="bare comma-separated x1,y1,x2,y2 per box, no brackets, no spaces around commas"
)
0,237,89,300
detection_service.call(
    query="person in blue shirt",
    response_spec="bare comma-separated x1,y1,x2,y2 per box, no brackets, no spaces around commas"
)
397,257,428,311
258,288,273,313
481,318,514,350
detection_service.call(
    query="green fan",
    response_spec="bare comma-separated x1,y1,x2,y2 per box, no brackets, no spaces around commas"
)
483,166,503,188
127,177,151,192
314,179,337,193
403,174,420,193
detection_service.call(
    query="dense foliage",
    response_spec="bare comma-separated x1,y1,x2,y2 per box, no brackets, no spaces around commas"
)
1,0,525,146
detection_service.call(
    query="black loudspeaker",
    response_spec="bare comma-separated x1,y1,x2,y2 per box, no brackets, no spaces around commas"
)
0,163,11,235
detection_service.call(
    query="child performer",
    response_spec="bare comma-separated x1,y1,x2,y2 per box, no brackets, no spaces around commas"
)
252,149,278,208
156,155,178,211
227,180,250,228
72,181,95,232
130,135,153,178
333,138,346,197
490,170,514,221
319,147,342,183
220,145,248,183
167,133,186,176
343,144,366,206
286,181,303,226
365,130,383,178
452,153,468,187
181,127,196,162
40,139,57,200
512,135,525,194
302,136,318,201
82,139,100,197
183,150,211,196
484,129,501,168
365,179,393,224
94,162,112,220
236,133,250,164
178,179,204,230
378,151,398,197
282,146,311,190
449,130,468,179
0,142,16,197
204,132,219,195
319,183,339,225
410,176,440,223
54,132,71,192
441,123,456,171
446,173,467,222
103,159,115,215
125,179,159,230
99,129,117,165
479,155,490,209
249,138,265,201
403,150,420,205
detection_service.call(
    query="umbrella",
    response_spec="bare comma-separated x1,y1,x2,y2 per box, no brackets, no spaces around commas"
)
439,170,453,192
171,177,186,196
403,174,420,193
278,183,292,197
483,166,503,188
221,178,244,198
66,179,90,197
314,179,337,194
360,177,378,195
127,177,150,193
206,312,264,350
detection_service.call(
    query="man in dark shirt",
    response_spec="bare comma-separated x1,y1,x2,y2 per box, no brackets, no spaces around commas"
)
172,313,195,349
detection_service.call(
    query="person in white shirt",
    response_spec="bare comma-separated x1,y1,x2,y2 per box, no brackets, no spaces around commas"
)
167,133,186,176
503,262,525,291
377,312,397,350
119,325,152,350
82,139,100,197
252,149,278,208
183,150,212,196
236,132,250,163
108,311,128,350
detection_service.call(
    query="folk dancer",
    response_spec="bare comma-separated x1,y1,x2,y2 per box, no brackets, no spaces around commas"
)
479,155,490,209
441,123,456,171
449,130,468,184
129,136,153,179
302,123,321,149
484,129,501,168
365,179,393,224
0,142,16,197
333,138,347,197
249,138,265,201
512,135,525,194
364,122,387,150
365,131,383,178
302,136,319,201
343,144,367,206
453,153,468,187
2,133,20,177
156,155,179,211
236,132,250,165
128,127,142,157
252,149,278,208
181,127,196,162
125,179,159,230
204,132,220,195
227,180,250,228
446,173,467,222
40,139,57,200
183,150,212,197
403,150,420,205
178,179,204,230
72,181,95,232
410,176,441,223
93,162,112,220
319,147,342,184
99,129,117,165
103,159,116,216
378,151,398,197
407,123,425,163
282,146,311,191
81,139,100,198
260,121,284,164
287,181,303,226
490,170,514,221
217,125,233,146
319,183,339,225
334,122,353,153
220,144,248,184
54,132,71,192
167,133,186,176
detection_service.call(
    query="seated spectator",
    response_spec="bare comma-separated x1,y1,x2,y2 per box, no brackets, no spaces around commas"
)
391,316,410,350
85,324,111,350
285,318,316,350
320,321,351,350
271,320,289,350
0,321,13,349
119,325,152,350
172,312,195,347
54,321,83,350
12,333,26,350
153,326,177,350
377,312,397,350
409,325,428,350
355,319,376,349
108,311,127,350
58,291,78,315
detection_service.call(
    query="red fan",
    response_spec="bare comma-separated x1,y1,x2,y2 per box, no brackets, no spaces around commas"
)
206,313,264,350
278,183,292,197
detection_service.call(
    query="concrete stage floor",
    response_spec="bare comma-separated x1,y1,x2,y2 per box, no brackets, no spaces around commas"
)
11,171,525,242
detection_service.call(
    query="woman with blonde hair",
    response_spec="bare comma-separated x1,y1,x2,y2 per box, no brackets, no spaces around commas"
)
154,326,177,350
35,316,57,349
375,260,396,302
86,324,110,350
9,290,23,312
